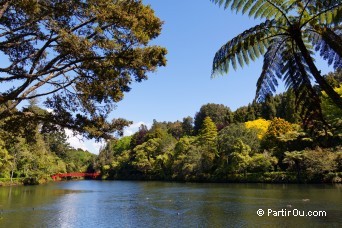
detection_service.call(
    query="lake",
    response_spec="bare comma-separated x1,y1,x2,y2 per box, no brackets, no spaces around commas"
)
0,181,341,227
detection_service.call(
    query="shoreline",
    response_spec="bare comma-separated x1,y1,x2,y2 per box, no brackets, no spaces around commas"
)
2,171,341,187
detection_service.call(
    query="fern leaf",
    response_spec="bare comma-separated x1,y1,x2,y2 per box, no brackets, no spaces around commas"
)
212,20,275,76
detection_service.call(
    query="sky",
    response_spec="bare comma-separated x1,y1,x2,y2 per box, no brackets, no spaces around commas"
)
104,0,333,145
1,1,333,154
111,0,334,121
72,0,271,154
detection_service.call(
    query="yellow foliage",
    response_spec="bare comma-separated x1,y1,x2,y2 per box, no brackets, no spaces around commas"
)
321,86,342,97
266,118,293,138
245,119,271,139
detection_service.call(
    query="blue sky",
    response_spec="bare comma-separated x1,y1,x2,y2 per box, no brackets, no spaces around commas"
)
111,1,265,124
65,0,334,153
1,1,333,153
110,1,332,129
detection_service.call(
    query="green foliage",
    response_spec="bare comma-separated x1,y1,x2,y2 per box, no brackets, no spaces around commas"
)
211,0,342,128
325,70,342,88
233,106,249,123
130,124,176,179
249,152,278,173
276,89,301,123
182,116,194,136
198,117,218,148
0,0,167,140
232,90,301,124
132,138,162,176
43,130,71,158
166,121,184,140
63,149,96,173
98,138,132,178
218,123,260,156
230,140,252,174
130,124,149,149
0,139,11,178
172,136,202,180
284,148,339,182
261,95,277,120
112,136,132,155
0,103,96,183
321,86,342,134
194,103,232,132
336,152,342,172
95,110,340,183
198,117,218,173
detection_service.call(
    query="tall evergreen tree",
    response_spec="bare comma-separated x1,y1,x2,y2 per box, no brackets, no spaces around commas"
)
199,117,218,148
198,117,218,172
261,95,277,120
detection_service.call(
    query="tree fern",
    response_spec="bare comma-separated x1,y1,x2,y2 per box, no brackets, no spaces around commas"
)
256,38,286,102
211,0,297,19
212,20,274,76
211,0,342,129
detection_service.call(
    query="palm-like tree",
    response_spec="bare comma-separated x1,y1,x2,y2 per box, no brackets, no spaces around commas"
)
211,0,342,125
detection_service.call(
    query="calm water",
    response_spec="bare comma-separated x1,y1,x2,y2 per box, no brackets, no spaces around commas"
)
0,181,341,227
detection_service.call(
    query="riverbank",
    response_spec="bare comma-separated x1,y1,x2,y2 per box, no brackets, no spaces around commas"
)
105,171,342,184
0,178,24,186
2,171,341,187
0,177,51,186
0,176,100,186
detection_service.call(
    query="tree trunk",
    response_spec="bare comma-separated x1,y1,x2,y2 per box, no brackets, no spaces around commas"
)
10,168,14,184
294,34,342,109
321,27,342,57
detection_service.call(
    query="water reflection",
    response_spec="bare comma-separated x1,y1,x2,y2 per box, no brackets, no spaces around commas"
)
0,181,341,227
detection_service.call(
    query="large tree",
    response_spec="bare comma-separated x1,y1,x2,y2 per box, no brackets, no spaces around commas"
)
211,0,342,127
0,0,167,139
194,103,232,132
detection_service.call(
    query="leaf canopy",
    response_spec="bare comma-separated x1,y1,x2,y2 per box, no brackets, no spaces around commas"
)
0,0,167,140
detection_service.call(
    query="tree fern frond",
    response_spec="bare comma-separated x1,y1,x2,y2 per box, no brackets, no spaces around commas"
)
249,0,265,18
242,48,250,65
236,51,245,68
252,43,262,58
247,45,257,61
301,1,342,27
232,0,245,12
256,38,286,102
211,0,342,128
242,0,254,14
288,45,325,128
212,20,275,76
211,0,291,19
256,2,274,19
307,29,342,70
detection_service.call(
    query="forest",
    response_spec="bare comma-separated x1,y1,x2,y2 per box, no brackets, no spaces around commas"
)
96,70,342,183
0,70,341,185
0,100,97,185
0,71,342,184
0,1,341,185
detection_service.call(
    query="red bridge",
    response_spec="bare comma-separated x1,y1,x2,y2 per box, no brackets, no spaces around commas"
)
51,172,100,181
